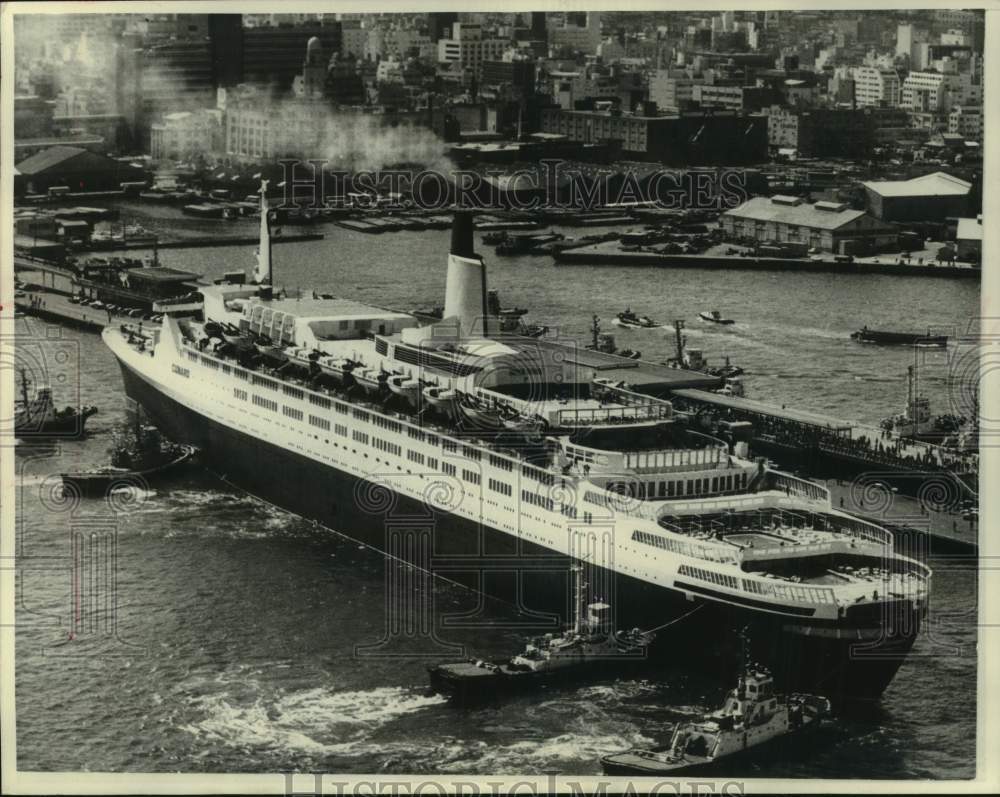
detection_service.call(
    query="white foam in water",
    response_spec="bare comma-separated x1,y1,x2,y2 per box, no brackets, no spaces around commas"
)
183,685,447,756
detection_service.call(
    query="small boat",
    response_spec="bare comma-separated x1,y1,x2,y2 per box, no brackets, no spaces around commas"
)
850,326,948,347
423,385,459,417
499,406,545,433
601,634,830,776
457,395,505,432
613,309,662,329
14,371,97,438
429,566,655,703
316,355,353,384
495,232,564,256
387,373,421,407
60,444,197,497
482,230,508,246
699,310,735,325
352,367,388,396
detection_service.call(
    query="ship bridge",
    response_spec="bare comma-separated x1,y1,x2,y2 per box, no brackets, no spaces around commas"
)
239,295,418,350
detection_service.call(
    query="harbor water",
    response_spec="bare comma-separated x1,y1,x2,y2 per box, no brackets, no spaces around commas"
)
15,211,979,777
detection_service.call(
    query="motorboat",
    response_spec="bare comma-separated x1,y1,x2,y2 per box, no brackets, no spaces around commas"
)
614,309,662,329
699,310,735,325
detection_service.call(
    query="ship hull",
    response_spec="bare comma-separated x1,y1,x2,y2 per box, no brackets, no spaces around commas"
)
114,356,920,705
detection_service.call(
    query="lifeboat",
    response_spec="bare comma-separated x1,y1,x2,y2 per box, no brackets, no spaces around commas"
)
457,395,505,432
423,385,459,417
387,373,422,407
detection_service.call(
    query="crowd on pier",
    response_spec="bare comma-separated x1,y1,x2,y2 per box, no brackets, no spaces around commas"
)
670,398,977,476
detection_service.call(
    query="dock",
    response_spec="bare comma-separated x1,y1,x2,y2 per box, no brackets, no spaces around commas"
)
82,232,325,251
554,240,981,279
13,290,107,331
668,387,978,550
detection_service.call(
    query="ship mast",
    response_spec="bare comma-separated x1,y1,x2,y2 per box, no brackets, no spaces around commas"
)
591,314,600,349
907,363,916,422
673,319,686,365
252,179,273,286
571,563,586,634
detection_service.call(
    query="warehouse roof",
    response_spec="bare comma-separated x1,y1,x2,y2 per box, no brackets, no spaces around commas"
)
863,171,971,198
721,196,870,231
956,217,982,242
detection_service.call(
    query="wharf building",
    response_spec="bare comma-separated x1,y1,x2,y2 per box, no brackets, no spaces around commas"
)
720,195,898,255
862,171,972,223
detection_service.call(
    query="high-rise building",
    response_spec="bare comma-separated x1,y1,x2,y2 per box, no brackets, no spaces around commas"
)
242,23,342,90
530,12,547,43
550,12,602,54
437,23,509,80
208,15,244,88
851,66,901,107
428,12,459,43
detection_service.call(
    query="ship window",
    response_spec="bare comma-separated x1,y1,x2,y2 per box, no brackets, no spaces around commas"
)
283,406,304,421
702,478,710,493
462,469,480,485
442,462,456,476
667,481,675,497
712,477,718,492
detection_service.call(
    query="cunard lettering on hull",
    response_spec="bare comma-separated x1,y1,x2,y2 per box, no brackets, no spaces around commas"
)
102,186,932,703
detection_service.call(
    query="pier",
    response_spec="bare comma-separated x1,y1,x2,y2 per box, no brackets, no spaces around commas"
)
554,240,981,279
668,387,978,551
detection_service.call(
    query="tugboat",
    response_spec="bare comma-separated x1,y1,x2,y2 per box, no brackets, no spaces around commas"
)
14,370,97,438
699,310,735,325
428,566,655,702
613,308,662,329
601,633,831,776
60,423,196,497
585,315,642,359
851,326,947,347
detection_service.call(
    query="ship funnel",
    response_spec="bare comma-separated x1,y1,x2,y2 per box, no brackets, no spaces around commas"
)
443,211,488,337
252,180,272,285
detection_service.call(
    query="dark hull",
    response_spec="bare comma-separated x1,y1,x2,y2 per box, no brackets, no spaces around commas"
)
114,358,921,704
601,718,827,777
15,408,97,439
851,330,947,346
60,446,195,497
428,655,652,703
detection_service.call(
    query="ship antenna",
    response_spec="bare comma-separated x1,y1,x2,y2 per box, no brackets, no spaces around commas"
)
674,320,685,365
253,180,273,286
591,314,600,349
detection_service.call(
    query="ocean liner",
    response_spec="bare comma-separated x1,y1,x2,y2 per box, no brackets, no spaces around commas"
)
103,185,930,703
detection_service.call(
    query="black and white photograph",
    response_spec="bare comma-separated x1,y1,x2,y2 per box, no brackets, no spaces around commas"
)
1,2,996,793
